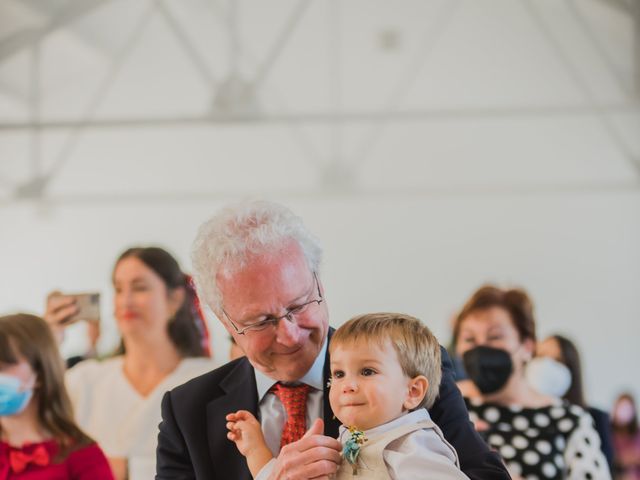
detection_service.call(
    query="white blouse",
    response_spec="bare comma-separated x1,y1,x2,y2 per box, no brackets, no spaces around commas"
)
66,356,214,480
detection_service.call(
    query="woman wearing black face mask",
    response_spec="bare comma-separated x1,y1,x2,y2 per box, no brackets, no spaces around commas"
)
454,285,610,480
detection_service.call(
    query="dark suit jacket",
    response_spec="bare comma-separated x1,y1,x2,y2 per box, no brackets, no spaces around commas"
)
156,341,510,479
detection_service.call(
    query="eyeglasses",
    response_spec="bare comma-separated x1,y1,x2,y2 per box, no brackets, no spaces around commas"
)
222,272,323,335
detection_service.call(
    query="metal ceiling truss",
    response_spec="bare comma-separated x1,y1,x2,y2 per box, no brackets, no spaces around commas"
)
524,0,640,179
634,0,640,96
8,180,640,207
0,0,112,64
155,0,218,87
595,0,634,15
0,103,636,131
0,0,639,202
568,0,633,96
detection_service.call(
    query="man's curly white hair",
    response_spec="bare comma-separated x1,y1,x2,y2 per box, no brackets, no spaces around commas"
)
191,200,323,314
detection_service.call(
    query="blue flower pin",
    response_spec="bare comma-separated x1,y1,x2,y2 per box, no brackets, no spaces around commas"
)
342,426,367,475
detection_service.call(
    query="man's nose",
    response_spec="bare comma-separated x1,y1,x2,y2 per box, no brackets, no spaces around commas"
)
275,315,302,346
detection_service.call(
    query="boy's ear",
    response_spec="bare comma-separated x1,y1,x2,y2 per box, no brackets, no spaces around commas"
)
403,375,429,410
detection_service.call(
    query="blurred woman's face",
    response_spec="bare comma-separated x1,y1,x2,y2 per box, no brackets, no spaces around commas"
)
456,306,533,370
0,358,37,416
0,359,35,390
613,397,636,426
113,257,183,340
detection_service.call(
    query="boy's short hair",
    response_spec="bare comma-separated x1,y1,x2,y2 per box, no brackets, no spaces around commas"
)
330,312,442,409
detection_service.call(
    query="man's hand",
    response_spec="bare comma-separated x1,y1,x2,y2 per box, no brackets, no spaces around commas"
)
269,419,342,480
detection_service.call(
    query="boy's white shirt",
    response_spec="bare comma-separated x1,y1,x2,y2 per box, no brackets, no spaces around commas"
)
335,409,469,479
255,405,469,480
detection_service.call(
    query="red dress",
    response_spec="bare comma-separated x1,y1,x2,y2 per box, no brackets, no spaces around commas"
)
0,439,114,480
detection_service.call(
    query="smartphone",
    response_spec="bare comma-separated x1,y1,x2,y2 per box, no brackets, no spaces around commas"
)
68,292,101,324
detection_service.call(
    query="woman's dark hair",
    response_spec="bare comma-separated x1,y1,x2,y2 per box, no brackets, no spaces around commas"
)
454,284,537,343
0,314,94,459
612,393,639,435
548,334,586,407
114,247,206,358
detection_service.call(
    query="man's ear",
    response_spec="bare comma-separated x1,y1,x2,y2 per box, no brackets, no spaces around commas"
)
403,375,429,410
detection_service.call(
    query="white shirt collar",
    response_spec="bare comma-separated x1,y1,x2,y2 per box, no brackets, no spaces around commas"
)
338,408,432,441
255,335,328,401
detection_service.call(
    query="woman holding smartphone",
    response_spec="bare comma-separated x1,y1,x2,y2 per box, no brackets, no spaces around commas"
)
45,247,214,480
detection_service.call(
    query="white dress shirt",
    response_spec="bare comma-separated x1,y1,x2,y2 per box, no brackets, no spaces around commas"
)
254,337,327,480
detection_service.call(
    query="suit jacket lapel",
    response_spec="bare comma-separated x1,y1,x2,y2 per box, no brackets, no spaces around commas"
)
207,358,258,480
323,328,341,438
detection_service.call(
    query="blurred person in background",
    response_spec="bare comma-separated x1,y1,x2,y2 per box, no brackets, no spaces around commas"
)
530,334,614,471
0,313,113,479
454,285,610,480
611,393,640,480
44,247,214,480
446,311,470,384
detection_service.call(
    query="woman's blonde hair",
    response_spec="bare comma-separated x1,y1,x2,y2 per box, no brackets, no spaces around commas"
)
330,313,442,409
0,314,94,458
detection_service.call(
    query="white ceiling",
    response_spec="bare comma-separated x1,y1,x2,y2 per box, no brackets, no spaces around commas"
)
0,0,638,203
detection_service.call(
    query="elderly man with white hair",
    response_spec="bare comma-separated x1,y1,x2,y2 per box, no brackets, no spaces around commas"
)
155,200,509,480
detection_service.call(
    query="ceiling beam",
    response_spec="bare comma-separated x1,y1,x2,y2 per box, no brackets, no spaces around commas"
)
525,0,640,179
155,0,218,87
5,180,639,207
634,0,640,97
0,0,112,64
249,0,311,90
0,103,637,131
594,0,633,15
568,0,631,96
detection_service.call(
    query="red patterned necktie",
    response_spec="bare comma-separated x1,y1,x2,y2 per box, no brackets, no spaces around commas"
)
271,382,311,448
9,444,50,473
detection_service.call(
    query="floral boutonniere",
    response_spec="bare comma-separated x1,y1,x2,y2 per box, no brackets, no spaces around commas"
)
342,426,368,475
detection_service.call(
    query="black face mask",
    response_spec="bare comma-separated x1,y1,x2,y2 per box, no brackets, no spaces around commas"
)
463,345,513,394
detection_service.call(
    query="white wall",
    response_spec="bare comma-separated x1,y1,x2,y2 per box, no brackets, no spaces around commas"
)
2,191,639,409
1,0,639,414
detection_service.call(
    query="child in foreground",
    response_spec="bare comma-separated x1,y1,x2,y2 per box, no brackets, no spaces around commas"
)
226,312,469,479
0,313,113,479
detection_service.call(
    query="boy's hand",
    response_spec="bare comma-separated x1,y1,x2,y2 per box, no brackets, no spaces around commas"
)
226,410,266,456
227,410,275,477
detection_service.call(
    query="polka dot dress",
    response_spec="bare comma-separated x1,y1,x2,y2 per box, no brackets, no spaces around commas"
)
466,399,611,480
